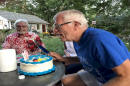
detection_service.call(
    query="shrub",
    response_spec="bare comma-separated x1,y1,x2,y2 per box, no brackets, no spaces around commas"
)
43,32,50,37
41,36,64,56
0,29,15,47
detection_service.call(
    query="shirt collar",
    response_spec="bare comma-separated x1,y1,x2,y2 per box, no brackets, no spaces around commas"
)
78,27,92,45
16,32,29,37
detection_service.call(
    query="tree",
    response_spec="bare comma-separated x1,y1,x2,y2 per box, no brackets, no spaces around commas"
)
0,0,34,14
0,0,129,34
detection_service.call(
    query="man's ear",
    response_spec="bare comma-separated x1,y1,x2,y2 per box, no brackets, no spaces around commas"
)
74,21,81,30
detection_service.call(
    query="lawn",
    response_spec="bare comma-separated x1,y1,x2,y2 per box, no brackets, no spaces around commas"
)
0,32,129,55
41,36,65,56
123,40,130,51
40,35,130,56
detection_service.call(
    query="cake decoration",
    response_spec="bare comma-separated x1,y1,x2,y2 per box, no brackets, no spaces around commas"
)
22,50,29,61
18,75,25,79
18,54,55,76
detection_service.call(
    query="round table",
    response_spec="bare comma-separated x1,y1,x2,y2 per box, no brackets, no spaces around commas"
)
0,62,65,86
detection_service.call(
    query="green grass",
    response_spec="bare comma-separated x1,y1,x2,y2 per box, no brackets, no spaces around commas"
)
126,45,130,51
0,32,129,55
40,36,130,56
41,36,65,56
123,40,130,51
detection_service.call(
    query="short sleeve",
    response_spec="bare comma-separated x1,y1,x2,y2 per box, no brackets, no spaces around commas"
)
94,35,129,69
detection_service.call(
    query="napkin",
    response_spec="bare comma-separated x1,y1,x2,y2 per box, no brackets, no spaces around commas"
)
0,49,17,72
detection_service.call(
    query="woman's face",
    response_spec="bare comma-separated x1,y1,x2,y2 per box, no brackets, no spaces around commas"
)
16,22,28,34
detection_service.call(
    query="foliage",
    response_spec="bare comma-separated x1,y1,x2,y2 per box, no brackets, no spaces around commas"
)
0,0,129,24
0,0,34,14
93,14,130,34
122,40,130,51
0,29,15,46
41,36,64,56
24,0,89,27
126,43,130,51
0,0,129,39
42,32,50,37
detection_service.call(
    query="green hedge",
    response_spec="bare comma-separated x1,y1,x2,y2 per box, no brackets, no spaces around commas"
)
41,36,64,55
0,29,15,48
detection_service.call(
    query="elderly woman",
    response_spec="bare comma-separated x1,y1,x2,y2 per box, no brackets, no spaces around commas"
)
2,19,45,55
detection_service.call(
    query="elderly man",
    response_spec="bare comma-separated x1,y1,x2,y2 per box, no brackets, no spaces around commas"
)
2,19,45,55
49,9,130,86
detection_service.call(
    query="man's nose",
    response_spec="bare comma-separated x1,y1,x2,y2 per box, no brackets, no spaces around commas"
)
53,28,60,35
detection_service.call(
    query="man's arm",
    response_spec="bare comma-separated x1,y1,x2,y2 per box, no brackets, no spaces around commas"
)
61,57,80,65
103,59,130,86
49,52,80,65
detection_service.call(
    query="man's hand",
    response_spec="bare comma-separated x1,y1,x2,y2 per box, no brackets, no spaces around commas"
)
49,52,64,61
49,52,80,65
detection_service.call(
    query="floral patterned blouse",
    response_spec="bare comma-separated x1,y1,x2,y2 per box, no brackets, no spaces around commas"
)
2,32,45,54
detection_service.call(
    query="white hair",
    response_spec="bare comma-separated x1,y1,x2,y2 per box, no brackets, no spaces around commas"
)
14,19,29,29
53,9,88,26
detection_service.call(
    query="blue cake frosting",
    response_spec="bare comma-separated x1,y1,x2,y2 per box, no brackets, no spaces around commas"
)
19,55,55,76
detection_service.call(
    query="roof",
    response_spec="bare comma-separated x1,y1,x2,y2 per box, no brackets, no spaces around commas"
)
0,10,49,24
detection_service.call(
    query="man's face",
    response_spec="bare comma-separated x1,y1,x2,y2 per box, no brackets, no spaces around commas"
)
16,22,28,34
53,16,75,41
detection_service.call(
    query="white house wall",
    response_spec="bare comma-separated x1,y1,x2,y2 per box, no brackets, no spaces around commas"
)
0,16,11,29
46,25,48,32
30,24,43,33
38,24,42,33
30,24,37,31
0,15,48,33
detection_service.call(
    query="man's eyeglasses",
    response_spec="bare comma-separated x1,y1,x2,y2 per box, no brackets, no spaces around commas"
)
53,22,71,31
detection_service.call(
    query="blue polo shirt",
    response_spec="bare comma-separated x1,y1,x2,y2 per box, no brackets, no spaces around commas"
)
74,27,130,83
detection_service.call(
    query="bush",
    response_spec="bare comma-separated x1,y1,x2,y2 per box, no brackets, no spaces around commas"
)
41,36,64,56
0,29,15,47
42,32,52,38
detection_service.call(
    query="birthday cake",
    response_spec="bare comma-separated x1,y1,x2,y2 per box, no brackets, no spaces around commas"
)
19,55,55,76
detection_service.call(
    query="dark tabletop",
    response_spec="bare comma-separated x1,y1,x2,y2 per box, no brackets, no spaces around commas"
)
0,62,65,86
